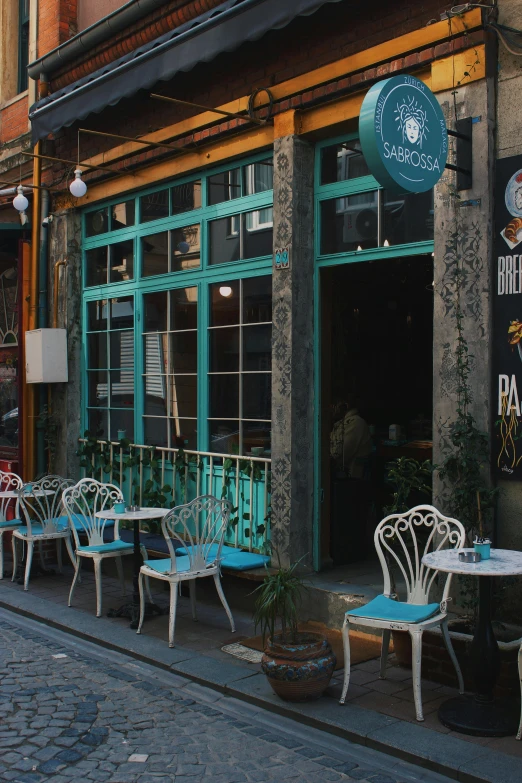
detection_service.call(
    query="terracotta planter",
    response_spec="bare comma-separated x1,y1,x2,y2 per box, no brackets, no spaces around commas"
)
391,630,412,667
261,632,336,702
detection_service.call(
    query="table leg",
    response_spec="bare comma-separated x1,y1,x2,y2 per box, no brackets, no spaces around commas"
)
438,576,518,736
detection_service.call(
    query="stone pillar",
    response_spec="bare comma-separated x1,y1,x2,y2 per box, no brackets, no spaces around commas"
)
270,135,315,570
48,208,82,480
432,76,495,512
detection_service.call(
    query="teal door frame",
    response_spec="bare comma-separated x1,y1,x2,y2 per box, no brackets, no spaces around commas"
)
312,133,434,572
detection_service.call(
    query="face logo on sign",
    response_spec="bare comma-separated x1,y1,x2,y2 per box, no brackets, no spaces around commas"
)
395,97,428,148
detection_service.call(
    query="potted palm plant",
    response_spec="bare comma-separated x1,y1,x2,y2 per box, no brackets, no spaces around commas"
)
253,558,336,702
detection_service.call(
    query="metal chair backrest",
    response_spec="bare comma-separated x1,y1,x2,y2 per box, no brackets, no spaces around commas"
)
62,478,124,548
0,470,23,522
161,495,232,575
375,504,466,605
18,475,75,536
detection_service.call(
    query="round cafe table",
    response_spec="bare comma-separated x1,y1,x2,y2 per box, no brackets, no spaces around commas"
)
422,547,522,737
95,507,169,629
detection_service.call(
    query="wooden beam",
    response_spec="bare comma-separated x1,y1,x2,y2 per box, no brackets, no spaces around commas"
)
431,44,486,93
81,8,482,170
274,110,300,138
54,124,274,209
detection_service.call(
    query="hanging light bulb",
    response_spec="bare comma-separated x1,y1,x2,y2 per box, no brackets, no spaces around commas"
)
383,239,390,247
177,240,190,254
13,186,28,212
356,245,362,252
69,169,87,198
219,286,233,297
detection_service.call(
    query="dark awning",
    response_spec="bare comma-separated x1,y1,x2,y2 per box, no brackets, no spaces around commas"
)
29,0,343,143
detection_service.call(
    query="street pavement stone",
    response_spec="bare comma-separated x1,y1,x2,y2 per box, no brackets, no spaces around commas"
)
0,616,454,783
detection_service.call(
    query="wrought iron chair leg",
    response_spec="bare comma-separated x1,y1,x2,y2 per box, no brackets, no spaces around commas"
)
410,628,424,721
380,628,391,679
136,571,145,635
93,558,103,617
213,572,235,632
441,618,464,694
339,616,351,704
169,580,178,648
68,557,82,606
24,541,34,591
11,535,18,582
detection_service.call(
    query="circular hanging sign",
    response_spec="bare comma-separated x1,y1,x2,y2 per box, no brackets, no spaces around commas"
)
359,75,448,193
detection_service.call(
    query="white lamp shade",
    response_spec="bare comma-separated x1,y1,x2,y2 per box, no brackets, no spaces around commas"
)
13,191,28,212
219,286,233,297
69,170,87,198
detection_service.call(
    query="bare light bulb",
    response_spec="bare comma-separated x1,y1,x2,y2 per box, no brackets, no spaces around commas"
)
13,186,28,212
69,169,87,198
219,286,233,297
383,239,390,247
356,245,362,252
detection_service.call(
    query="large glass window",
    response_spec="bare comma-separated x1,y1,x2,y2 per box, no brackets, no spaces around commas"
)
208,276,272,456
86,297,135,440
318,137,434,256
83,156,273,454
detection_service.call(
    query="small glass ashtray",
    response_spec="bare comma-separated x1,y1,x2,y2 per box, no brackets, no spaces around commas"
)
126,505,140,512
459,551,481,563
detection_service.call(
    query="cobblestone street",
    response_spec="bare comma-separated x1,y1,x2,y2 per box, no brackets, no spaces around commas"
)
0,610,453,783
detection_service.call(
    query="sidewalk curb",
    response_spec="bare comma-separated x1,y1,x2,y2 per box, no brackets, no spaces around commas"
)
0,588,518,783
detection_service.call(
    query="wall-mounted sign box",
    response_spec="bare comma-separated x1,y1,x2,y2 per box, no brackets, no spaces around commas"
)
25,328,68,383
359,75,448,193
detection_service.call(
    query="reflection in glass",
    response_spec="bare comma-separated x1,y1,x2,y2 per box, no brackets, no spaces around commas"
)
243,276,272,323
210,281,239,326
85,246,107,286
320,192,378,255
243,373,271,419
208,168,241,205
170,419,197,450
210,328,239,372
144,333,168,375
88,370,107,407
172,224,200,271
140,189,169,222
171,287,198,331
144,291,167,332
169,332,197,373
88,408,108,437
209,216,240,265
243,325,271,371
111,201,135,230
110,410,134,441
110,330,134,369
244,159,273,195
88,332,107,369
85,208,109,237
110,240,134,282
167,375,197,419
87,300,108,331
209,420,240,454
243,422,271,455
144,416,168,447
172,180,202,214
243,209,273,259
110,297,134,329
144,375,167,415
109,369,134,408
383,190,434,245
142,232,168,277
320,140,370,184
210,374,239,419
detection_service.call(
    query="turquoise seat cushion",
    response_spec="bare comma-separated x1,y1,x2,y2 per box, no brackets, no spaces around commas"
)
78,540,133,554
144,556,193,575
16,521,69,537
0,518,22,528
176,543,238,558
347,594,440,624
221,551,270,571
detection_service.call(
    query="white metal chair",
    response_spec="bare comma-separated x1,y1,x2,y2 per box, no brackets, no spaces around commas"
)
339,504,466,721
12,475,76,590
137,495,235,647
62,478,134,617
0,470,23,579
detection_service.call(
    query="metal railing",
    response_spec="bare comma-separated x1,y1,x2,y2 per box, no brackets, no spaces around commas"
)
78,439,271,552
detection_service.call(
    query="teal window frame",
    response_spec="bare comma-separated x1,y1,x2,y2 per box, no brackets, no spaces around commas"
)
82,151,274,451
312,132,435,570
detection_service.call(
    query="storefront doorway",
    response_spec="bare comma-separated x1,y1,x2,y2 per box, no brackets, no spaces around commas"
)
319,253,433,568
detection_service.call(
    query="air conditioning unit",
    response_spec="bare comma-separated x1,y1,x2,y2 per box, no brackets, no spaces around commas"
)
25,329,68,383
342,206,378,244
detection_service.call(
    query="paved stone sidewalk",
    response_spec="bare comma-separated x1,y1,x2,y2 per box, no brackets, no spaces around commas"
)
0,612,452,783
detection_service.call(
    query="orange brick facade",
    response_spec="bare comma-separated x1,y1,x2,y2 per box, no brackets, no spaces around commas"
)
0,96,29,144
38,0,78,59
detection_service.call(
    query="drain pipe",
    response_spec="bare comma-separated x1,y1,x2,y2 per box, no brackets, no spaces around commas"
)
35,187,49,476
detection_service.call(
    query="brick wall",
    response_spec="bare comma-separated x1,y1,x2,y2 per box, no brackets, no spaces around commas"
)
38,0,78,59
1,96,29,144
